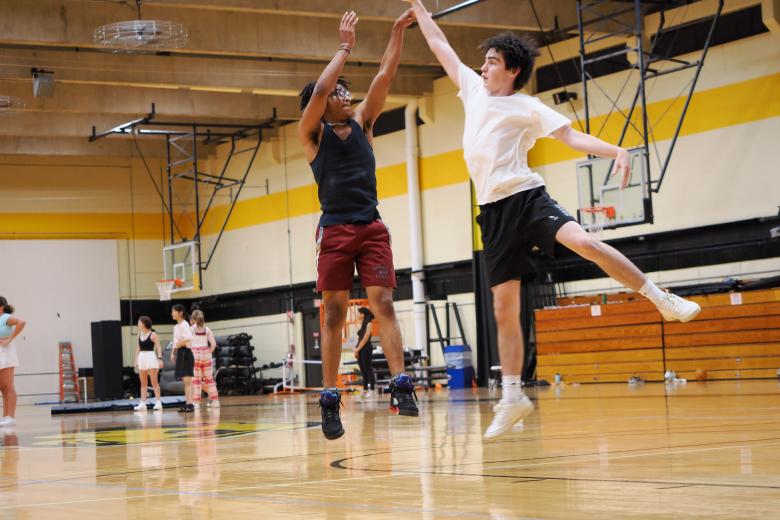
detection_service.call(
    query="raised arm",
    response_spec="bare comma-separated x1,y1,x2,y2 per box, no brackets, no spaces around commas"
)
404,0,463,86
355,9,415,130
553,125,631,188
297,11,358,144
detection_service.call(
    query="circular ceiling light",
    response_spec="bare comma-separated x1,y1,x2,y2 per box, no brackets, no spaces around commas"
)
94,1,187,52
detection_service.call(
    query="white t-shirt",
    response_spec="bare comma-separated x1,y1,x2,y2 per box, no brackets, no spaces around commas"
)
173,321,193,348
457,63,570,205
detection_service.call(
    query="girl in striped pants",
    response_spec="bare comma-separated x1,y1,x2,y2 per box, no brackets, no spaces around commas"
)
190,310,220,408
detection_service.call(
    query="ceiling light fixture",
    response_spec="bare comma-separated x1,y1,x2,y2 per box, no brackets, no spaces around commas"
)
94,0,188,52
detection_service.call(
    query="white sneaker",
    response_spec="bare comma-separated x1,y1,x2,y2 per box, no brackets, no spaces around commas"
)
0,416,16,427
133,401,147,411
209,400,220,409
153,401,163,411
656,292,701,322
484,396,534,439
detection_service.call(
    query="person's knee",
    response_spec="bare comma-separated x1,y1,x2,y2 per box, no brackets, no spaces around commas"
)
323,301,347,330
493,296,518,326
372,292,396,321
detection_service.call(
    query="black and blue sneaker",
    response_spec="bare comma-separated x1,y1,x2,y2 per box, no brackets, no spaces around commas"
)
318,389,345,440
389,374,419,417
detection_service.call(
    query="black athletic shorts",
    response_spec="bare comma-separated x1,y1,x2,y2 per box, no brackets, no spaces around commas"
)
174,347,195,379
476,186,577,287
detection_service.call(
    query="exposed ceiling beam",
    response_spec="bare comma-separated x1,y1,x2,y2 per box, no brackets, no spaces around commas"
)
1,0,526,66
0,48,439,98
0,135,171,157
0,112,268,139
131,0,581,31
0,80,301,120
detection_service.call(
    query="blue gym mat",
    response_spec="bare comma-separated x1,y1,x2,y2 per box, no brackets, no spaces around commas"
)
50,396,186,415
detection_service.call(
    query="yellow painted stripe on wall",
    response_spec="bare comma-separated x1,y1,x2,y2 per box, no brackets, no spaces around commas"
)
0,212,165,239
197,152,469,234
528,71,780,167
420,149,470,191
205,71,780,234
2,71,779,238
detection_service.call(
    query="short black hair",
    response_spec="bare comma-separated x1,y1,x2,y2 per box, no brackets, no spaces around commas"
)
479,32,540,90
138,315,152,329
299,77,351,111
172,303,187,320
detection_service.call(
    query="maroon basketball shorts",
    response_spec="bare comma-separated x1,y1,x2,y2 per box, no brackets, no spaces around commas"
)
315,220,396,292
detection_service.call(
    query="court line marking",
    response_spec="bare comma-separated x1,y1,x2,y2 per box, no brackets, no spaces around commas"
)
0,472,421,512
5,408,779,487
333,439,780,490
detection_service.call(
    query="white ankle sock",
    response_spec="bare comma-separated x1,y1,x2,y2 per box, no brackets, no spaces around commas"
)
501,375,524,403
639,278,665,305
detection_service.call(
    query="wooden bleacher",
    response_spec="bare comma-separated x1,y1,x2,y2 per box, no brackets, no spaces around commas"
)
535,288,780,384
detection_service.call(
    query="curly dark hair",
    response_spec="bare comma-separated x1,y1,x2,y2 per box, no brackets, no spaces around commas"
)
299,77,351,111
479,32,540,91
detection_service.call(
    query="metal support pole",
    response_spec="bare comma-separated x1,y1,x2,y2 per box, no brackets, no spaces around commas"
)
166,135,175,244
577,0,590,134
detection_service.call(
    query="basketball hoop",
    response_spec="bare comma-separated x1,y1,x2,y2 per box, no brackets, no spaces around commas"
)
580,206,616,234
156,279,182,301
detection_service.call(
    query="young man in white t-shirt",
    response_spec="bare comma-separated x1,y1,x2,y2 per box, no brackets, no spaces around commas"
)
404,0,702,439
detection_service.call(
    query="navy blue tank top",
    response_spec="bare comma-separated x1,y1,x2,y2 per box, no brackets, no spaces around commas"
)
309,119,380,226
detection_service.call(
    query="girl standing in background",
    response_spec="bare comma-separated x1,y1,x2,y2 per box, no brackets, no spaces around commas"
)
190,310,219,408
0,296,25,427
171,304,195,412
134,315,164,411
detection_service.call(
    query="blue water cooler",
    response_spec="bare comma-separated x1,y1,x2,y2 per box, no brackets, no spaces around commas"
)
444,344,474,389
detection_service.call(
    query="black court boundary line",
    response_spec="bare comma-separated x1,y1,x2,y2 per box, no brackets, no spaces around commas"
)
329,436,780,491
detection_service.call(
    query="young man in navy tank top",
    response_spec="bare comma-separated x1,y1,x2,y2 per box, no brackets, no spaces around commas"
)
297,9,419,440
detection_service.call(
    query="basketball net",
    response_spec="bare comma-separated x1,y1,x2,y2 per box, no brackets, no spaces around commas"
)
156,280,177,301
581,206,615,235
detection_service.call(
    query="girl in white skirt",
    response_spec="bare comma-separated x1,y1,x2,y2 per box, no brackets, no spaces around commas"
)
0,296,26,427
134,315,164,411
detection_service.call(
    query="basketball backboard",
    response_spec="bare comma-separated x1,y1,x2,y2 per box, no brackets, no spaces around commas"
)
576,147,653,231
162,241,199,292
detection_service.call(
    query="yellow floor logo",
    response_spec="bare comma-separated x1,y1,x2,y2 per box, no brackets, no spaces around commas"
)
31,421,319,447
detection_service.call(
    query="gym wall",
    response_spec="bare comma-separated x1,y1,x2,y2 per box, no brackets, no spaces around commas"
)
0,26,778,373
0,240,120,402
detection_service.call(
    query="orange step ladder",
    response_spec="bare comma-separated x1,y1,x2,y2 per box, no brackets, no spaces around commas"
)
58,342,80,403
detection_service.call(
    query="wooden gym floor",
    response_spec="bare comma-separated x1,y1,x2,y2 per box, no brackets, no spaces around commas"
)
1,380,779,518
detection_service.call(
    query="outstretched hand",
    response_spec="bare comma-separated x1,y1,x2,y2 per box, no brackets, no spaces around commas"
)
395,8,416,28
612,149,631,189
339,11,358,48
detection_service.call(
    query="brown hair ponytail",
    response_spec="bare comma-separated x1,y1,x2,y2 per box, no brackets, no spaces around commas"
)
0,296,14,314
